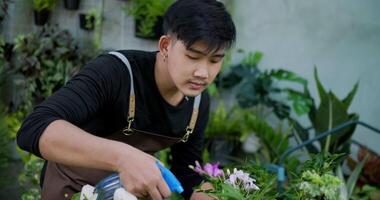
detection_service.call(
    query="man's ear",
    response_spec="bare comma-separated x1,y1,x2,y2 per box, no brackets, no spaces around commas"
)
158,35,171,57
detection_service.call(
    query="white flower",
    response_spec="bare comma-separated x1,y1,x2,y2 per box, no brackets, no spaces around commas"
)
224,168,259,191
114,188,138,200
80,185,98,200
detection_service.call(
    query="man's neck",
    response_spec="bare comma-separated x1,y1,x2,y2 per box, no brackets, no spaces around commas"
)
154,53,184,106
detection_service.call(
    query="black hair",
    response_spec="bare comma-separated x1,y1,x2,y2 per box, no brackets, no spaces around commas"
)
163,0,236,53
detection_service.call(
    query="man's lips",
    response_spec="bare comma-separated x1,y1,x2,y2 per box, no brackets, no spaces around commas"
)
188,81,207,90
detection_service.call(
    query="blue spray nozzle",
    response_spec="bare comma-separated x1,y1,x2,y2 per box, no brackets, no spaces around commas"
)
156,161,184,194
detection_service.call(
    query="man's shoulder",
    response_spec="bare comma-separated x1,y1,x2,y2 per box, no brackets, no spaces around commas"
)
114,49,155,62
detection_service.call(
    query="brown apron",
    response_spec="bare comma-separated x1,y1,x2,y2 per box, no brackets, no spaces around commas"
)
41,52,202,200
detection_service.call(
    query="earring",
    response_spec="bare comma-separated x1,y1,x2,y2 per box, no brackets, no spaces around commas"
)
163,54,168,62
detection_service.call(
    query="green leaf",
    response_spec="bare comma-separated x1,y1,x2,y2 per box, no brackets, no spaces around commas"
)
314,67,328,103
304,86,317,124
42,59,55,68
207,82,218,97
342,81,359,110
347,154,368,197
241,51,262,67
289,118,319,154
70,192,80,200
313,92,350,153
217,183,246,200
336,165,348,200
270,69,308,86
285,89,312,116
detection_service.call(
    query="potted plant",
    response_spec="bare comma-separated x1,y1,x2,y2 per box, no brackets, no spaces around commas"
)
79,9,103,49
191,161,278,200
123,0,174,39
79,12,95,31
205,102,248,165
216,51,312,120
283,153,345,200
290,67,359,155
12,25,93,113
32,0,56,26
63,0,80,10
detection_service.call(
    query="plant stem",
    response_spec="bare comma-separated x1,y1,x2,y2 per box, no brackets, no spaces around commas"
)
324,98,333,154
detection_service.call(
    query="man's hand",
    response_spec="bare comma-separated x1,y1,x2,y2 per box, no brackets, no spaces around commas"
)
116,145,171,200
38,120,171,200
190,182,215,200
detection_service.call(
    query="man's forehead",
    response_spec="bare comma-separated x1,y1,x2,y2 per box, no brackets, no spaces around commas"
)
186,41,225,56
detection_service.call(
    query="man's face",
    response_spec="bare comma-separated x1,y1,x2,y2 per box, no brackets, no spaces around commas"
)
166,39,225,97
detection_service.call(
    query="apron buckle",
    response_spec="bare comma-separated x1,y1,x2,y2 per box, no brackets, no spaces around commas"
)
181,127,193,142
123,117,134,135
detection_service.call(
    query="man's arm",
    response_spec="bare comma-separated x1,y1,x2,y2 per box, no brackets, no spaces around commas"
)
39,119,170,199
17,54,170,199
39,119,135,172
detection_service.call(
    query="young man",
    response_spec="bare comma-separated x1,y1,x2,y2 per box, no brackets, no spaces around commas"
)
17,0,236,199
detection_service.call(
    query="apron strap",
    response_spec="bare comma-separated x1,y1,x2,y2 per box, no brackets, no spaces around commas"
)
108,51,201,142
181,95,201,142
109,52,135,132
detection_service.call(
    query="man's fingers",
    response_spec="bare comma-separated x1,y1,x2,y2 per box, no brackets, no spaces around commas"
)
123,182,145,198
157,177,171,198
148,186,163,200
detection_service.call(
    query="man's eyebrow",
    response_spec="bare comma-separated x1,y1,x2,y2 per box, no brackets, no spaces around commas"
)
187,47,225,57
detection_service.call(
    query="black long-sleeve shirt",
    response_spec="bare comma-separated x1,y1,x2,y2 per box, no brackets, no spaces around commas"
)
16,50,209,199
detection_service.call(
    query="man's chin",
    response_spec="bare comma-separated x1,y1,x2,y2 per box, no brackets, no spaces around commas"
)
182,88,204,97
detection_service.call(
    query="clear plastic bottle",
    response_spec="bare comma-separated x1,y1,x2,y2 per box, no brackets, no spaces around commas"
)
93,161,183,200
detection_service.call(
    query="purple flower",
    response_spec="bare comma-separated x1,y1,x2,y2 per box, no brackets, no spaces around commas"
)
193,161,224,177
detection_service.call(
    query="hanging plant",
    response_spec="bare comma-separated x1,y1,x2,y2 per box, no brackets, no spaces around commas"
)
123,0,174,39
78,9,103,49
32,0,56,26
63,0,80,10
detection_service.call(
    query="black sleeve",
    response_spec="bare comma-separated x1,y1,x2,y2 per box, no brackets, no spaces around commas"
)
170,92,210,200
16,54,127,157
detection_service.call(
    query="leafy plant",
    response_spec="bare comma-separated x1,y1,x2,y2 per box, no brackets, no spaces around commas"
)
33,0,56,12
284,153,346,200
205,102,250,165
0,103,12,173
205,102,246,140
298,170,342,200
192,161,278,200
11,25,94,113
18,155,44,200
216,51,312,119
243,112,300,172
292,67,359,155
123,0,174,38
352,184,380,200
80,9,103,49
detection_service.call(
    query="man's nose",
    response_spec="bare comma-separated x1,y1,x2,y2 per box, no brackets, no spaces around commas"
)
193,65,209,79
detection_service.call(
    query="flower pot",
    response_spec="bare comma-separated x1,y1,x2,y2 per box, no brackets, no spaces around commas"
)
34,9,50,26
79,13,95,31
0,12,4,22
3,42,14,61
134,16,163,40
207,137,242,166
64,0,80,10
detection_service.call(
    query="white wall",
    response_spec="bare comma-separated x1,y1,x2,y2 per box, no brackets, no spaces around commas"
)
232,0,380,153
